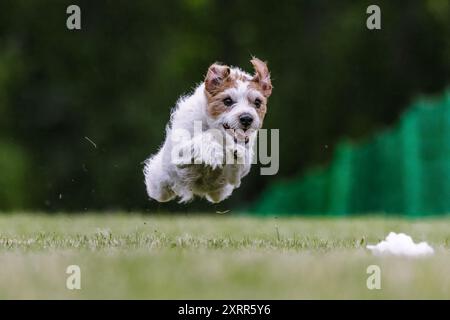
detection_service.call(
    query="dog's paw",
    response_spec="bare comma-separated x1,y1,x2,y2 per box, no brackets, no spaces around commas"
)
192,141,224,169
227,143,247,165
205,144,224,169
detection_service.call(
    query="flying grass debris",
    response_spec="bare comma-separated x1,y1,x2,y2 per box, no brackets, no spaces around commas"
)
84,136,97,148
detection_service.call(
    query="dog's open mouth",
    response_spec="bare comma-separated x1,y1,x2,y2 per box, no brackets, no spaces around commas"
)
223,123,249,144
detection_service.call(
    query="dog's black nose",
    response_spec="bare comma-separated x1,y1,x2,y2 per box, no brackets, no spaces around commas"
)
239,114,253,128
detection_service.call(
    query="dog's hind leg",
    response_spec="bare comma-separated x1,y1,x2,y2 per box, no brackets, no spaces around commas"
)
205,184,234,203
144,153,176,202
147,179,175,202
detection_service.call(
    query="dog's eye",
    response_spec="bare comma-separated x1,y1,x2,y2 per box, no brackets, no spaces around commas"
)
223,97,234,107
254,98,262,108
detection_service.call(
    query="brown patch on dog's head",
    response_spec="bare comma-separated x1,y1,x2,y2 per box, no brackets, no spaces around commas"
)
204,63,237,118
249,57,272,98
250,94,268,125
205,63,234,96
206,91,232,118
248,58,271,125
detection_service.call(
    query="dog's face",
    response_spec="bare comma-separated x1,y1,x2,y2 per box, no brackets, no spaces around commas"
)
204,58,272,141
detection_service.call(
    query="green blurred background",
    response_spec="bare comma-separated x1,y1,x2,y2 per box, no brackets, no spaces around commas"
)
0,0,448,213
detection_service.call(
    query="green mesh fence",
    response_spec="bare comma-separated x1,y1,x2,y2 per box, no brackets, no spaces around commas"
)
253,90,450,216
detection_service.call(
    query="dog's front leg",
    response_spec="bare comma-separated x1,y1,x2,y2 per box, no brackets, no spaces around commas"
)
190,132,224,169
224,164,242,187
223,136,250,187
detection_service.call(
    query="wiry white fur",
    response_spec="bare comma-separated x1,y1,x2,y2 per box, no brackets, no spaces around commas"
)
144,67,259,203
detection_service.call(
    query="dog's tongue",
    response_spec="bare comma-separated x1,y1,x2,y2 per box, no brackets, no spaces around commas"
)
232,129,251,144
234,129,247,141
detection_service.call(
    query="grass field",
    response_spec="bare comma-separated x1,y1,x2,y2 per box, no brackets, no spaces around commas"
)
0,213,449,299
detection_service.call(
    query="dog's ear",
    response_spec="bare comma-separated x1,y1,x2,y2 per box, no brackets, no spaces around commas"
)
205,63,231,95
250,57,272,97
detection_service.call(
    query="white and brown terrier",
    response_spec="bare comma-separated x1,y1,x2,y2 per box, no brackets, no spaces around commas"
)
144,57,272,203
